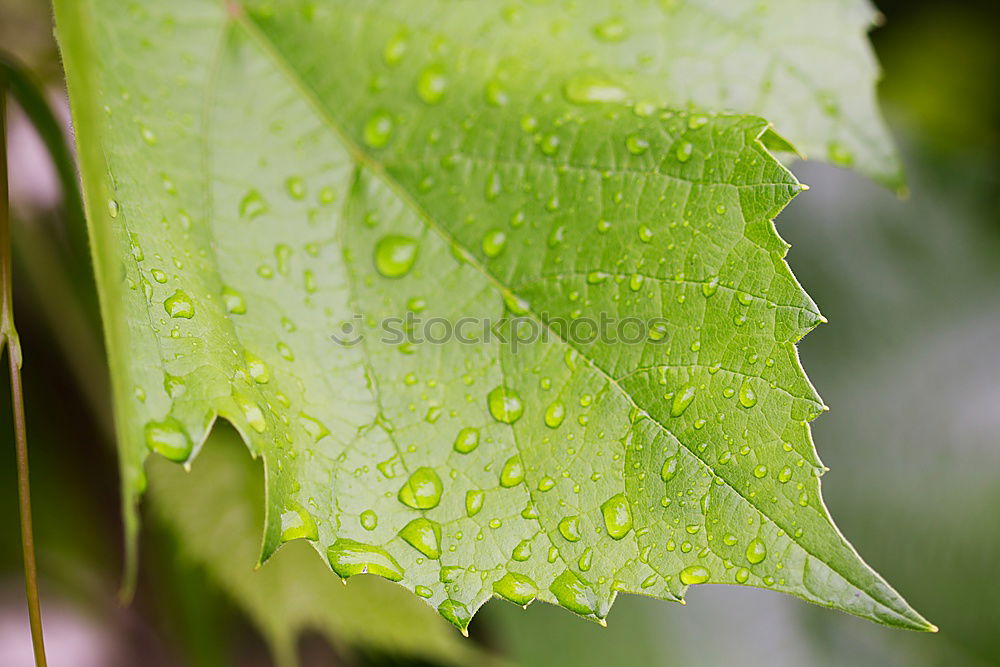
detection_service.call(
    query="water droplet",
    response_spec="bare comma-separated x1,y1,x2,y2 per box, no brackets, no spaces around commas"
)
465,489,485,517
163,290,194,318
512,539,532,561
544,401,566,428
670,384,696,417
383,32,407,65
738,381,757,408
600,494,633,539
285,176,306,200
593,16,628,42
140,124,157,145
327,539,403,581
453,427,480,454
437,600,471,633
485,79,509,106
753,464,768,479
550,570,596,615
360,509,378,530
374,235,418,278
735,567,750,583
144,418,192,462
239,189,268,219
400,517,442,559
660,455,678,482
629,273,644,291
626,134,649,155
558,516,581,542
675,142,694,162
397,467,443,509
638,225,654,242
107,199,119,218
679,565,710,585
702,276,719,298
499,456,524,487
746,538,767,564
494,572,538,605
538,477,556,492
234,394,267,432
222,287,246,314
488,386,524,424
363,111,394,149
540,134,560,156
417,63,448,104
482,229,507,257
562,72,627,104
415,585,433,598
280,505,318,542
778,466,793,483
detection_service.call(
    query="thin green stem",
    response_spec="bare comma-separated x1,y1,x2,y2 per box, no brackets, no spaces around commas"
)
2,66,48,667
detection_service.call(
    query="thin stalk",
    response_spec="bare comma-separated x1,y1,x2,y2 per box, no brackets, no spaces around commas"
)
2,68,48,667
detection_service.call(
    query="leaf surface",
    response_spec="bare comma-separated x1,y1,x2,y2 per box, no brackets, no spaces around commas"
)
54,0,931,633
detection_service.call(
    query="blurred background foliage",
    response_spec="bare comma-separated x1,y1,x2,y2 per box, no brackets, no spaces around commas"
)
1,0,998,664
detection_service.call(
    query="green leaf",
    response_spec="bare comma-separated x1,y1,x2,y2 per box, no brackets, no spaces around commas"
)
146,426,495,666
54,0,931,634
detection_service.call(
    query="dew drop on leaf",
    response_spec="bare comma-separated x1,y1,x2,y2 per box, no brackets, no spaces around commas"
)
374,235,418,278
399,517,442,559
397,467,443,509
487,385,524,424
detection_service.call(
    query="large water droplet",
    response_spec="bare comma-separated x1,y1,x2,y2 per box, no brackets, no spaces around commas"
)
679,565,710,585
660,455,678,482
453,427,480,453
399,517,442,559
549,570,597,615
417,63,448,104
144,417,192,462
488,385,524,424
222,286,246,314
738,381,757,408
465,489,485,517
592,16,628,42
600,493,633,539
280,505,318,542
397,467,443,509
499,456,524,487
374,235,418,278
363,111,394,149
163,290,194,318
544,401,566,428
437,600,471,634
745,538,767,564
239,189,268,219
562,72,627,104
482,229,507,257
494,572,538,606
327,539,404,581
670,384,696,417
558,515,581,542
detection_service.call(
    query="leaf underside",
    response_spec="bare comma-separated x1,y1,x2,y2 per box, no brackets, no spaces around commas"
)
55,0,930,635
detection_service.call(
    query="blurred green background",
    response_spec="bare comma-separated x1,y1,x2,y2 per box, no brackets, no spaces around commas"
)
1,0,998,664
